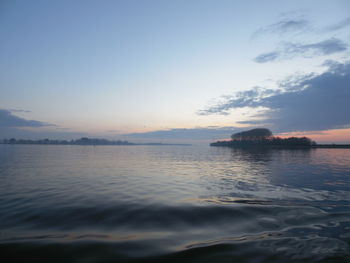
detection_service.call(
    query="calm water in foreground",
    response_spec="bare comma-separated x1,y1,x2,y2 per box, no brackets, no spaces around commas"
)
1,145,350,263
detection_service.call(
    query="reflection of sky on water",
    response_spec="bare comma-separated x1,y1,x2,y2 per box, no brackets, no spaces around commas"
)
1,145,350,262
1,145,350,206
197,147,350,205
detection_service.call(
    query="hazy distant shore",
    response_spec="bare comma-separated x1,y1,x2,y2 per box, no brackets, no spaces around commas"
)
0,138,191,146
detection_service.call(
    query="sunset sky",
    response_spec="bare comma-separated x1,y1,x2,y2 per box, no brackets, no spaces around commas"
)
1,0,350,143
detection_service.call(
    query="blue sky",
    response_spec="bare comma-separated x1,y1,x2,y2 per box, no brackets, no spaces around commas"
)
1,0,350,143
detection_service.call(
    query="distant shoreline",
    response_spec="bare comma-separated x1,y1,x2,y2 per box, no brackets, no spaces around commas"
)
0,143,191,146
311,144,350,148
0,138,191,146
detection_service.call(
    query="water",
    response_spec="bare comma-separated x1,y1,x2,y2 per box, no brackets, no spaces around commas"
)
1,145,350,262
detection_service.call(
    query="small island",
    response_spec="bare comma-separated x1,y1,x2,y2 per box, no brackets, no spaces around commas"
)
210,128,350,149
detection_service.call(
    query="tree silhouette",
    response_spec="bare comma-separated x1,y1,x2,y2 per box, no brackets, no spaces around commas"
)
231,128,272,140
211,128,317,147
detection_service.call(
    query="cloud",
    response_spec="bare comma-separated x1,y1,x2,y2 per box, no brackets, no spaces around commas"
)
325,17,350,32
254,51,280,63
289,38,348,55
0,109,53,128
253,18,309,37
9,109,31,113
0,109,79,139
253,16,350,37
107,129,122,133
254,38,348,63
122,127,241,143
198,87,280,116
0,109,90,139
198,61,350,133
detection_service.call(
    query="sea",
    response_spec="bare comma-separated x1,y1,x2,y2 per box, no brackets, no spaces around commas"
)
1,144,350,262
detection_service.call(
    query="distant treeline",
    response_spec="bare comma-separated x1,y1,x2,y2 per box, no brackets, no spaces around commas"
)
0,137,191,146
0,137,134,145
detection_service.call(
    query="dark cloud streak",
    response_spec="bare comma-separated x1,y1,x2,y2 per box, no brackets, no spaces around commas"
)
325,17,350,32
122,127,241,141
0,109,53,128
253,18,310,37
254,51,280,63
9,109,31,113
254,38,348,63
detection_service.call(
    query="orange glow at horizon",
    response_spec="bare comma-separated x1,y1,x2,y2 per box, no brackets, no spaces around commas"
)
277,129,350,143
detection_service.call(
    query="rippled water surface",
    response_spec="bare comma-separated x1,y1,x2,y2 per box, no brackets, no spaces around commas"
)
1,145,350,262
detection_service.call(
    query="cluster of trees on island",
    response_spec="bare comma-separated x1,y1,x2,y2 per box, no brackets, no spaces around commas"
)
211,128,317,147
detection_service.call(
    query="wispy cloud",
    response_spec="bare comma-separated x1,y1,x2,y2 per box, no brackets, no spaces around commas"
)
253,18,310,37
287,38,348,55
122,127,241,142
324,17,350,32
254,51,280,63
198,61,350,132
254,15,350,37
254,38,348,63
253,13,350,63
107,129,122,133
8,109,31,113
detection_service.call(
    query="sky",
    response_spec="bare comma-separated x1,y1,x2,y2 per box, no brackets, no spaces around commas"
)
1,0,350,143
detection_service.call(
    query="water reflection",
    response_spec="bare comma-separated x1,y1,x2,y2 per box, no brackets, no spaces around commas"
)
230,147,276,163
1,145,350,262
230,147,314,164
199,147,350,206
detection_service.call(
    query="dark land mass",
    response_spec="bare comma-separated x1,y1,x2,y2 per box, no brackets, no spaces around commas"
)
210,140,350,149
0,137,191,146
210,128,350,149
311,144,350,148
